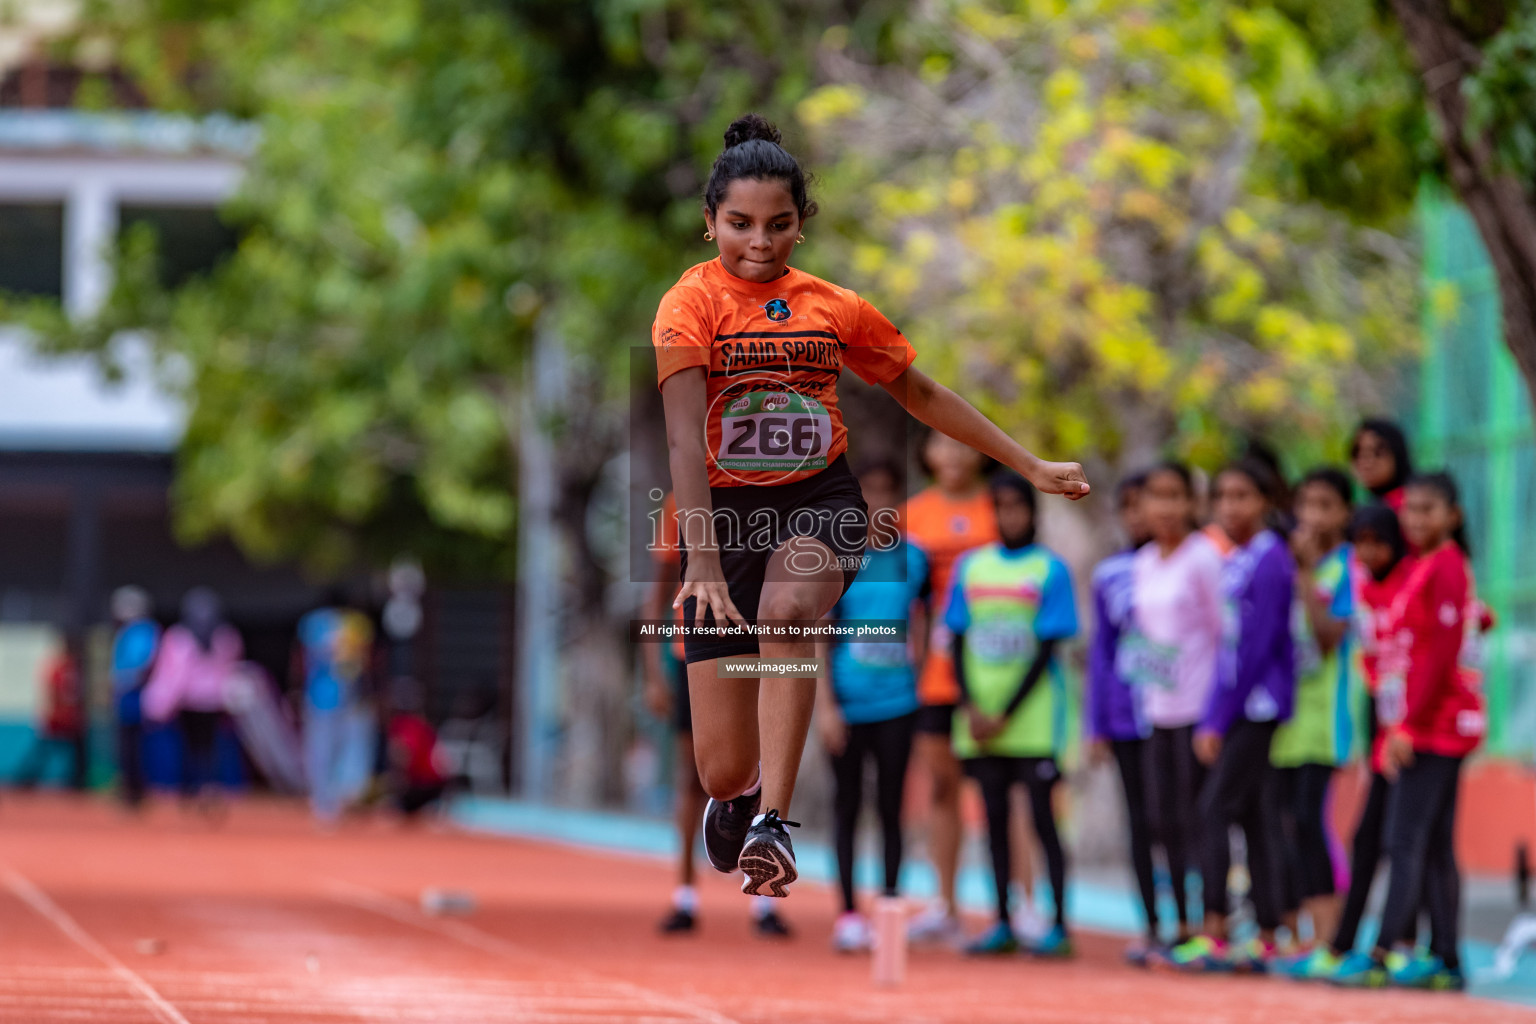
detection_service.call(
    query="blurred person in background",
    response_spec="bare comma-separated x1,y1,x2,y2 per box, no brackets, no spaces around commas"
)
1164,460,1296,973
295,587,376,827
1349,419,1414,514
384,678,448,820
1334,473,1485,991
643,492,791,938
1297,503,1423,981
1195,467,1235,558
948,474,1078,957
1085,472,1162,964
904,431,1047,945
1131,462,1224,945
110,586,160,809
13,632,83,790
816,458,929,953
143,588,243,813
1270,469,1356,973
1243,438,1296,535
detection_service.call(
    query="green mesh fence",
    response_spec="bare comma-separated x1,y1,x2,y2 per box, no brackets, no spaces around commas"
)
1417,187,1536,759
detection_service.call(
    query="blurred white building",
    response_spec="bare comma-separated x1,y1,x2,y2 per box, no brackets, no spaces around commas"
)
0,24,511,789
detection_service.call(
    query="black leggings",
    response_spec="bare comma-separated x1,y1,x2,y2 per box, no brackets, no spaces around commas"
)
118,721,147,806
1331,701,1426,955
1147,725,1206,928
1333,771,1391,953
1271,763,1336,914
1111,738,1159,938
179,710,223,797
829,712,916,913
1376,753,1463,968
965,756,1067,928
1200,719,1282,931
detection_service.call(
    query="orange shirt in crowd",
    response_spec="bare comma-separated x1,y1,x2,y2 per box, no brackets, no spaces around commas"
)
1202,522,1236,558
652,259,916,488
903,486,999,706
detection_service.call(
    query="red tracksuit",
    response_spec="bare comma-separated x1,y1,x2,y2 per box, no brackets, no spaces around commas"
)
1354,555,1412,772
1375,542,1485,758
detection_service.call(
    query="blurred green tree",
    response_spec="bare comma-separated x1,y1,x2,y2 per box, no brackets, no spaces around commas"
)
796,0,1423,477
16,0,898,577
1383,0,1536,417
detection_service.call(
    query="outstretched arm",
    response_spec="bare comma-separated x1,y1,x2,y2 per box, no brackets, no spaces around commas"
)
879,366,1089,499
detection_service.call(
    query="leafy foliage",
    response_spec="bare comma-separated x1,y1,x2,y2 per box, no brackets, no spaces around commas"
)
1463,1,1536,182
24,0,891,574
798,0,1419,472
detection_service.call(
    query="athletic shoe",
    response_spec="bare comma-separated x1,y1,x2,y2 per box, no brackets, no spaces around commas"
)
1267,949,1307,977
1273,946,1338,980
1330,951,1388,988
1299,947,1343,981
738,810,799,898
1024,924,1073,959
964,921,1021,955
1389,953,1465,991
1123,938,1161,967
907,904,964,947
1230,938,1276,974
1158,935,1231,973
657,907,696,934
754,908,793,939
702,787,761,874
1012,903,1049,944
832,911,872,953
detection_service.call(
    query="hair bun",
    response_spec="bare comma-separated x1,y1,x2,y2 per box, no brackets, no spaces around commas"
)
724,113,782,149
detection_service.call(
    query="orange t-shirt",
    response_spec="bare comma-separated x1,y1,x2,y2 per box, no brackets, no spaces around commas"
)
1202,523,1236,558
652,259,916,488
903,486,999,705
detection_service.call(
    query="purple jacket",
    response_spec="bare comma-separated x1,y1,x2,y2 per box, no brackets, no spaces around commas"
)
1202,530,1297,736
1088,548,1148,742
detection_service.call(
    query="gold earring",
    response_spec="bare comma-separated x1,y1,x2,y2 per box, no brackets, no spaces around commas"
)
796,234,806,244
704,230,715,241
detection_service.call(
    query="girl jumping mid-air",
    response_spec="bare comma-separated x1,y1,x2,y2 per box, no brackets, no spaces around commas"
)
653,114,1088,899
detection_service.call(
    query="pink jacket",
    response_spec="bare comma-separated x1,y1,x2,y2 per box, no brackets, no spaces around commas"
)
142,624,243,720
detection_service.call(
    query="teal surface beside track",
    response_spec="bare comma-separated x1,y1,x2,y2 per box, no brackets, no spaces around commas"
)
452,796,1536,1008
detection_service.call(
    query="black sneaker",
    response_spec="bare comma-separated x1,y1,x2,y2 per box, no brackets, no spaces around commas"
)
754,909,793,938
739,810,800,898
702,788,762,874
658,907,696,934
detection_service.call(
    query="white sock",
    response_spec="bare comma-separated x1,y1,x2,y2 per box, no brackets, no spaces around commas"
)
737,763,761,799
673,885,698,914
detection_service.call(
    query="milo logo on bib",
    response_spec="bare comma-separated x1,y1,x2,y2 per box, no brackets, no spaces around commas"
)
717,389,831,473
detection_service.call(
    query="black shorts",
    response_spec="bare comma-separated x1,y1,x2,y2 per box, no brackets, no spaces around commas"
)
915,702,957,737
679,454,868,665
962,755,1062,787
671,655,693,734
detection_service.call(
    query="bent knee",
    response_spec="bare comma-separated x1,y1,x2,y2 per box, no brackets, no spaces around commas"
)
696,758,756,801
757,590,823,623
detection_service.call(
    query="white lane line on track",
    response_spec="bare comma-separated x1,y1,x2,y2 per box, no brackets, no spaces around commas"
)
325,879,743,1024
2,865,193,1024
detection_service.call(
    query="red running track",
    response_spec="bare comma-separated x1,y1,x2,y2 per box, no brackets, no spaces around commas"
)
0,794,1526,1024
